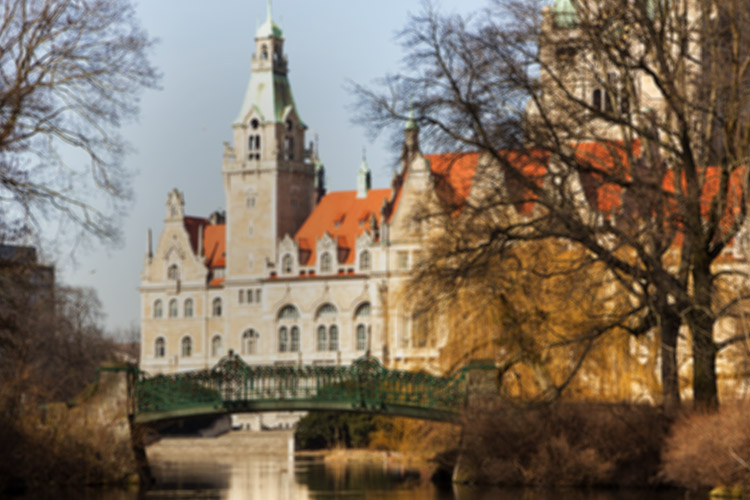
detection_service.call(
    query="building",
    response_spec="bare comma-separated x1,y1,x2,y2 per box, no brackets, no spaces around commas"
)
139,7,457,379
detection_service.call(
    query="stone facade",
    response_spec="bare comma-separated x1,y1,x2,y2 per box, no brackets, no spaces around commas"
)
139,8,446,377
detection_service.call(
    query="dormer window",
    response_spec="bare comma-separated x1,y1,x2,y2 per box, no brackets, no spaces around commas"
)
251,119,259,130
282,254,294,274
359,251,371,271
320,252,332,273
167,264,179,280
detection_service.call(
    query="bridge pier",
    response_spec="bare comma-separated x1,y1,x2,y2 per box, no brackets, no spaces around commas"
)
453,360,499,484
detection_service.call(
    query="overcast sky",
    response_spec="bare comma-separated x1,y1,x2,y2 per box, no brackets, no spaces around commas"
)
56,0,488,335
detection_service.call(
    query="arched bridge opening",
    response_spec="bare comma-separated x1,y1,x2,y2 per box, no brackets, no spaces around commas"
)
134,354,495,425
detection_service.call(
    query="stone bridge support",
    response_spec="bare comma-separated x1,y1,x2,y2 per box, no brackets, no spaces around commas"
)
37,363,147,485
453,360,500,484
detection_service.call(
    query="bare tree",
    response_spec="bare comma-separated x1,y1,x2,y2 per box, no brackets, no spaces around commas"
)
356,0,750,410
0,0,158,243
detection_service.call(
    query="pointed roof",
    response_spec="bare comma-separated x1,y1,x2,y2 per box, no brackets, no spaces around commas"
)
256,0,283,39
234,2,302,126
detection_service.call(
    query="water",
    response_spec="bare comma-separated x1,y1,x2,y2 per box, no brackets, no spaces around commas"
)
9,446,691,500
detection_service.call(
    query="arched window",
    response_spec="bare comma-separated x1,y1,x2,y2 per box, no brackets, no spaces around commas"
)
320,253,332,273
181,336,192,357
168,299,178,318
356,324,367,351
290,326,300,352
212,297,222,317
246,195,256,208
251,118,259,130
316,303,337,318
359,250,371,271
155,337,166,358
211,335,222,357
153,299,163,318
316,303,338,351
282,254,293,274
354,302,371,352
279,326,289,352
261,44,268,59
277,305,299,353
167,264,179,280
278,305,300,320
243,329,259,355
184,298,194,317
317,325,327,351
329,325,339,351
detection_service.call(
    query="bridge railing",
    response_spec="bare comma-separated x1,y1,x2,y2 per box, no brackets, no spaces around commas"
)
135,354,494,422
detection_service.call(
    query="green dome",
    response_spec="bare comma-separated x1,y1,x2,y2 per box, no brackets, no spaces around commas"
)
553,0,578,29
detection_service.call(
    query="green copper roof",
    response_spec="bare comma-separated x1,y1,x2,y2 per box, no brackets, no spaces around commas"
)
404,106,418,131
553,0,578,29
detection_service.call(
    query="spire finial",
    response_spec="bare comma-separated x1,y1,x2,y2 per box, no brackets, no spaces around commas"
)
267,0,273,21
357,147,371,199
405,101,418,131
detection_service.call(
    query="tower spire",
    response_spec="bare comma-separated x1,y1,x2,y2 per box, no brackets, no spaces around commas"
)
357,148,372,199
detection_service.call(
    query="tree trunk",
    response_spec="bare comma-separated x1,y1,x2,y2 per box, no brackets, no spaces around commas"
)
690,311,718,409
690,259,719,410
660,310,681,416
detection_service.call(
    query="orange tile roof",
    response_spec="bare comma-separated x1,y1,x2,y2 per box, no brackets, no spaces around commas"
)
203,224,226,268
426,152,479,206
426,150,548,214
294,189,391,266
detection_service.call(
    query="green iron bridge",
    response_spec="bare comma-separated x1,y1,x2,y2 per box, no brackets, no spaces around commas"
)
134,353,495,424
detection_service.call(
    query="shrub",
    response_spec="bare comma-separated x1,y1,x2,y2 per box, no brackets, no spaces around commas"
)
455,401,668,487
661,401,750,489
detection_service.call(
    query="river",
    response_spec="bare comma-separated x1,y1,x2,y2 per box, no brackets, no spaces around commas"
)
11,431,691,499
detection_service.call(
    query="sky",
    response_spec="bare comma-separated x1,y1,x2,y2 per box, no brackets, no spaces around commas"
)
56,0,488,335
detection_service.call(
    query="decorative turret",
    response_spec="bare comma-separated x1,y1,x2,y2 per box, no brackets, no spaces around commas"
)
402,106,421,165
166,189,185,221
357,149,371,199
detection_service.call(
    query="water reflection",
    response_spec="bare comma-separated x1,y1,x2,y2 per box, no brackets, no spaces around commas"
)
9,443,691,499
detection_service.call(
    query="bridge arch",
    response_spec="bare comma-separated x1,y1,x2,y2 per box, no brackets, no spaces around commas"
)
133,354,497,425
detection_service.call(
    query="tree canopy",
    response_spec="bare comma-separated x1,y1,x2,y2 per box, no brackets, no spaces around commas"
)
0,0,158,244
357,0,750,409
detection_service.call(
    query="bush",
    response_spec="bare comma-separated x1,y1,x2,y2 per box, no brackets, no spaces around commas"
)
661,401,750,489
454,401,668,487
295,411,376,450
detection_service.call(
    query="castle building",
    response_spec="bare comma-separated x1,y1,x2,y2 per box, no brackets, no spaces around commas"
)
139,7,462,377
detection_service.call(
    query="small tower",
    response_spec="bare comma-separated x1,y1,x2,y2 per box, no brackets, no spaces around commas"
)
357,149,371,199
222,1,316,278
